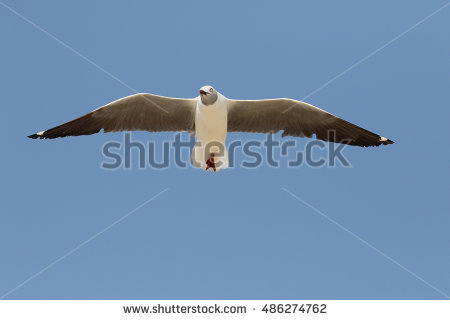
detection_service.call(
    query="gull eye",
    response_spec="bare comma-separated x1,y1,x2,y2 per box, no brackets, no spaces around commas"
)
209,88,214,92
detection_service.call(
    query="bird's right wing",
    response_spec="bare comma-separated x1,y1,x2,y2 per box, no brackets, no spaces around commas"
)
29,93,197,139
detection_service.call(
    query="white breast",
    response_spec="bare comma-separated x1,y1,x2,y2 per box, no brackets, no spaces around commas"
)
195,93,228,143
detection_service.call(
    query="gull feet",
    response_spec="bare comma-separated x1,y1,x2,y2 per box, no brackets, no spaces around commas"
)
206,153,216,172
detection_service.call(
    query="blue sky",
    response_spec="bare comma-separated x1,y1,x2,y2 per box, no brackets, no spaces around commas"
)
1,0,449,299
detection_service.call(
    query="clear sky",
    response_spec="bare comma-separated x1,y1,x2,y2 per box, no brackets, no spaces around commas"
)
1,0,449,299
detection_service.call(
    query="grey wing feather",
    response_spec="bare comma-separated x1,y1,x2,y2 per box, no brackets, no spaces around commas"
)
29,93,197,139
227,99,394,147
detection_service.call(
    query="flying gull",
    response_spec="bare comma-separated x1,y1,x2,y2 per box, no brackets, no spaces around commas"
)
29,86,394,171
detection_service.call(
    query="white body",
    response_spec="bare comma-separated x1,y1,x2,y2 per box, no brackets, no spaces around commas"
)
192,93,229,171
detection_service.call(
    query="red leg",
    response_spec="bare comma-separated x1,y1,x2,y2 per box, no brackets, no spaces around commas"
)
205,153,216,172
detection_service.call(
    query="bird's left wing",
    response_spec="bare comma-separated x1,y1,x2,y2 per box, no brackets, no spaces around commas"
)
227,98,394,147
29,93,197,139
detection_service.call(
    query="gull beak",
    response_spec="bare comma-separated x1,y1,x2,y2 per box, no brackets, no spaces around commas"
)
199,90,208,95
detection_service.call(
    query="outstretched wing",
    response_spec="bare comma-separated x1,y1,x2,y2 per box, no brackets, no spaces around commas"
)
29,93,197,139
227,98,393,147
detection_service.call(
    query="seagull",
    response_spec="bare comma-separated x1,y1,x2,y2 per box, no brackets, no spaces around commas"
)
29,85,394,171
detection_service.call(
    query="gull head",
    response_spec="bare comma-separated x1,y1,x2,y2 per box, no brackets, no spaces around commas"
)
199,85,218,105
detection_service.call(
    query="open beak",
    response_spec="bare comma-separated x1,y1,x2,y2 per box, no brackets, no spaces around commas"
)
199,89,209,95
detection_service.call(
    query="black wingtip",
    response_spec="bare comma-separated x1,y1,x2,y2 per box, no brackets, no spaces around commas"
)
28,133,42,139
380,137,394,145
